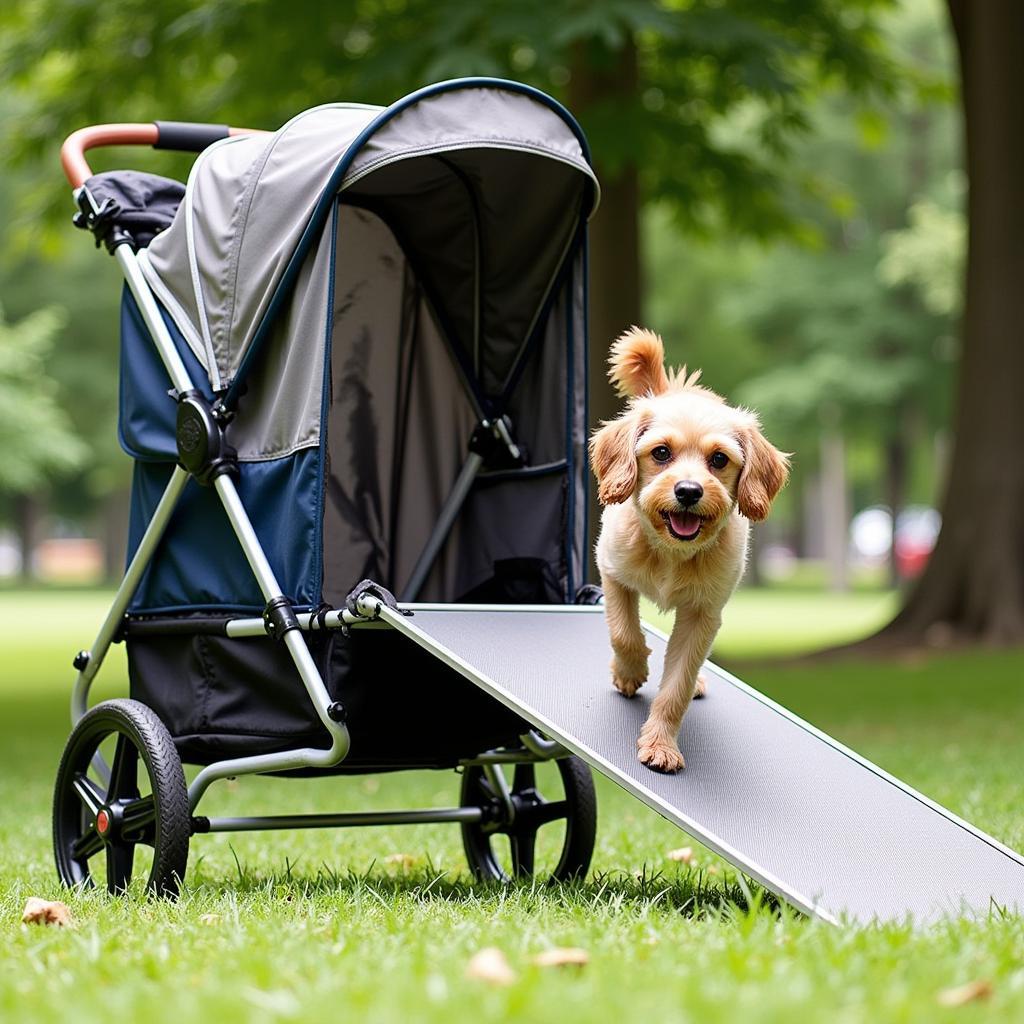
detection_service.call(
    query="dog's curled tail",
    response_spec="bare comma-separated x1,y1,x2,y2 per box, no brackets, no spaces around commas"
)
608,326,670,399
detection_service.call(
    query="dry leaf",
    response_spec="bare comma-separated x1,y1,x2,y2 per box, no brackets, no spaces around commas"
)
667,847,694,864
465,947,517,986
22,898,72,928
937,980,993,1007
199,913,222,926
384,853,417,871
706,865,721,876
530,947,590,968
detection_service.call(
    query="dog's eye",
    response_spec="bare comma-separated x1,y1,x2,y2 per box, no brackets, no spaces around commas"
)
651,445,672,464
709,451,729,469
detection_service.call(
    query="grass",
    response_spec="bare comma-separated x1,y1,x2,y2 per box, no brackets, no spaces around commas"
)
3,587,1024,1022
647,583,899,659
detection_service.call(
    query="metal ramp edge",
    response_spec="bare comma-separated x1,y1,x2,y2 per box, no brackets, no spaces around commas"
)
360,602,1024,926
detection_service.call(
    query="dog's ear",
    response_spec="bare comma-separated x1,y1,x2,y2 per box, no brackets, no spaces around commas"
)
608,327,670,399
737,419,790,522
590,414,643,505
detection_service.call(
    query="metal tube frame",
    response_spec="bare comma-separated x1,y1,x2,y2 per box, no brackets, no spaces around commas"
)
71,238,349,817
197,807,485,834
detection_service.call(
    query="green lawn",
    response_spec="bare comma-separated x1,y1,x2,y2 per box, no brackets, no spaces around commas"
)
649,583,899,659
3,588,1024,1023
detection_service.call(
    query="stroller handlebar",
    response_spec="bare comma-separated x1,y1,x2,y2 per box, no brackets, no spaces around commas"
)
62,121,267,188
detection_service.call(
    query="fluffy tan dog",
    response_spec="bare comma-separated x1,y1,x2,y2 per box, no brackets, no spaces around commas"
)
590,327,790,773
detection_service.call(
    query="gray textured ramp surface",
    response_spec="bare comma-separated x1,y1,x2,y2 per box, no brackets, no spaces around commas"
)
383,605,1024,925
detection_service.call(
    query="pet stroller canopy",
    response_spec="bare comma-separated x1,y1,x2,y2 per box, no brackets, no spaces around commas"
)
121,79,598,614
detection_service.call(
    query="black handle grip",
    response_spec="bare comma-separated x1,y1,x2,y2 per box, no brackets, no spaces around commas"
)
153,120,231,153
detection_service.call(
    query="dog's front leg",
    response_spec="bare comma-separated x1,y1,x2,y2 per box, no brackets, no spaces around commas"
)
637,608,720,772
601,574,650,698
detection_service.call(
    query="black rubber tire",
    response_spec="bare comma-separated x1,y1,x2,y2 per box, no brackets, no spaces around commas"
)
53,699,189,898
460,755,597,883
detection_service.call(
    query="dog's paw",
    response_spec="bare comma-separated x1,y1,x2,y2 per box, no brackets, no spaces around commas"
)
637,737,685,773
693,672,708,699
612,668,646,698
611,655,647,698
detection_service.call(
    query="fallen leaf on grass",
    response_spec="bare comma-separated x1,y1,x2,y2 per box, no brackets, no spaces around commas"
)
22,898,72,928
383,853,417,871
706,865,721,876
937,980,993,1007
465,947,517,986
667,847,694,864
530,948,590,969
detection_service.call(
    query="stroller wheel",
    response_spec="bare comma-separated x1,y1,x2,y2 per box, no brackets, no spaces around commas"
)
460,755,596,883
53,699,189,898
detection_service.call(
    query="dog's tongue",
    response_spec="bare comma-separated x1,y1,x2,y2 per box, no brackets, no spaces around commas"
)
669,511,702,538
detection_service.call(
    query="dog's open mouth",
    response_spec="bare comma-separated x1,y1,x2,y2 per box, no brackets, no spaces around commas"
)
662,510,703,541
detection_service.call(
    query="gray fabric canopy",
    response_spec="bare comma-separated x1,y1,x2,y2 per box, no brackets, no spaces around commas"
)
139,86,599,461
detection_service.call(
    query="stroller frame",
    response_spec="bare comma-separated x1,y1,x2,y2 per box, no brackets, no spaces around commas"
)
58,109,585,886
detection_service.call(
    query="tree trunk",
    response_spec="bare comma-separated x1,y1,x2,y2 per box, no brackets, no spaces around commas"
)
884,429,908,590
14,493,43,583
100,488,131,583
569,38,643,579
866,0,1024,647
819,425,849,593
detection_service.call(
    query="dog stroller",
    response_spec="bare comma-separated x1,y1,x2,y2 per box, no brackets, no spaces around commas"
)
54,78,601,896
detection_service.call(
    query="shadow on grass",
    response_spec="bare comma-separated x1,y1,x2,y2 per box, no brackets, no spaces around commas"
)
186,855,785,921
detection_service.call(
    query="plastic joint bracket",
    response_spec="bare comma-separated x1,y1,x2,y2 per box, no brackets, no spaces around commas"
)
344,579,407,620
176,391,238,485
263,596,300,640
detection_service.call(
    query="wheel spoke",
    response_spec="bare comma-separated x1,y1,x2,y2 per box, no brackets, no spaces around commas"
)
71,826,104,861
72,773,106,817
105,843,135,893
509,829,536,877
524,799,569,828
120,795,157,844
512,763,536,791
107,734,140,802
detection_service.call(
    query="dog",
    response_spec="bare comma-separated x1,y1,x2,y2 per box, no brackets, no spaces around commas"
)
590,327,790,773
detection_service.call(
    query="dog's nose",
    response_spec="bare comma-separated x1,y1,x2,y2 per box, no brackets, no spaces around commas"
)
674,480,703,507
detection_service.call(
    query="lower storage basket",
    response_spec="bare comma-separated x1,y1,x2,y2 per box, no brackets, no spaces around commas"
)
127,623,530,772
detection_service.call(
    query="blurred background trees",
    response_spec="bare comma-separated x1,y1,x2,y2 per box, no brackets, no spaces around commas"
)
0,0,1017,647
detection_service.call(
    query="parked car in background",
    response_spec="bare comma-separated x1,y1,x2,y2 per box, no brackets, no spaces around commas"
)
850,505,941,581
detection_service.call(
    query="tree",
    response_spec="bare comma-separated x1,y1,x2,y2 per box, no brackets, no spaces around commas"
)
867,0,1024,646
645,0,960,593
0,0,895,573
0,306,89,578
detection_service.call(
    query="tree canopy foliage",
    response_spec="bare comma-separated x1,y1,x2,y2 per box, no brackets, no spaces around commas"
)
0,305,87,493
1,0,893,235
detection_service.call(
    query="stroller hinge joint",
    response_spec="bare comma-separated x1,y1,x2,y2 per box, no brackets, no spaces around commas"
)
176,391,238,485
345,579,405,621
73,186,135,253
263,596,300,641
468,415,526,470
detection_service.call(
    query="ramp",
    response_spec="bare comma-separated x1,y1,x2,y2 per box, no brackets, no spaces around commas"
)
367,603,1024,925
